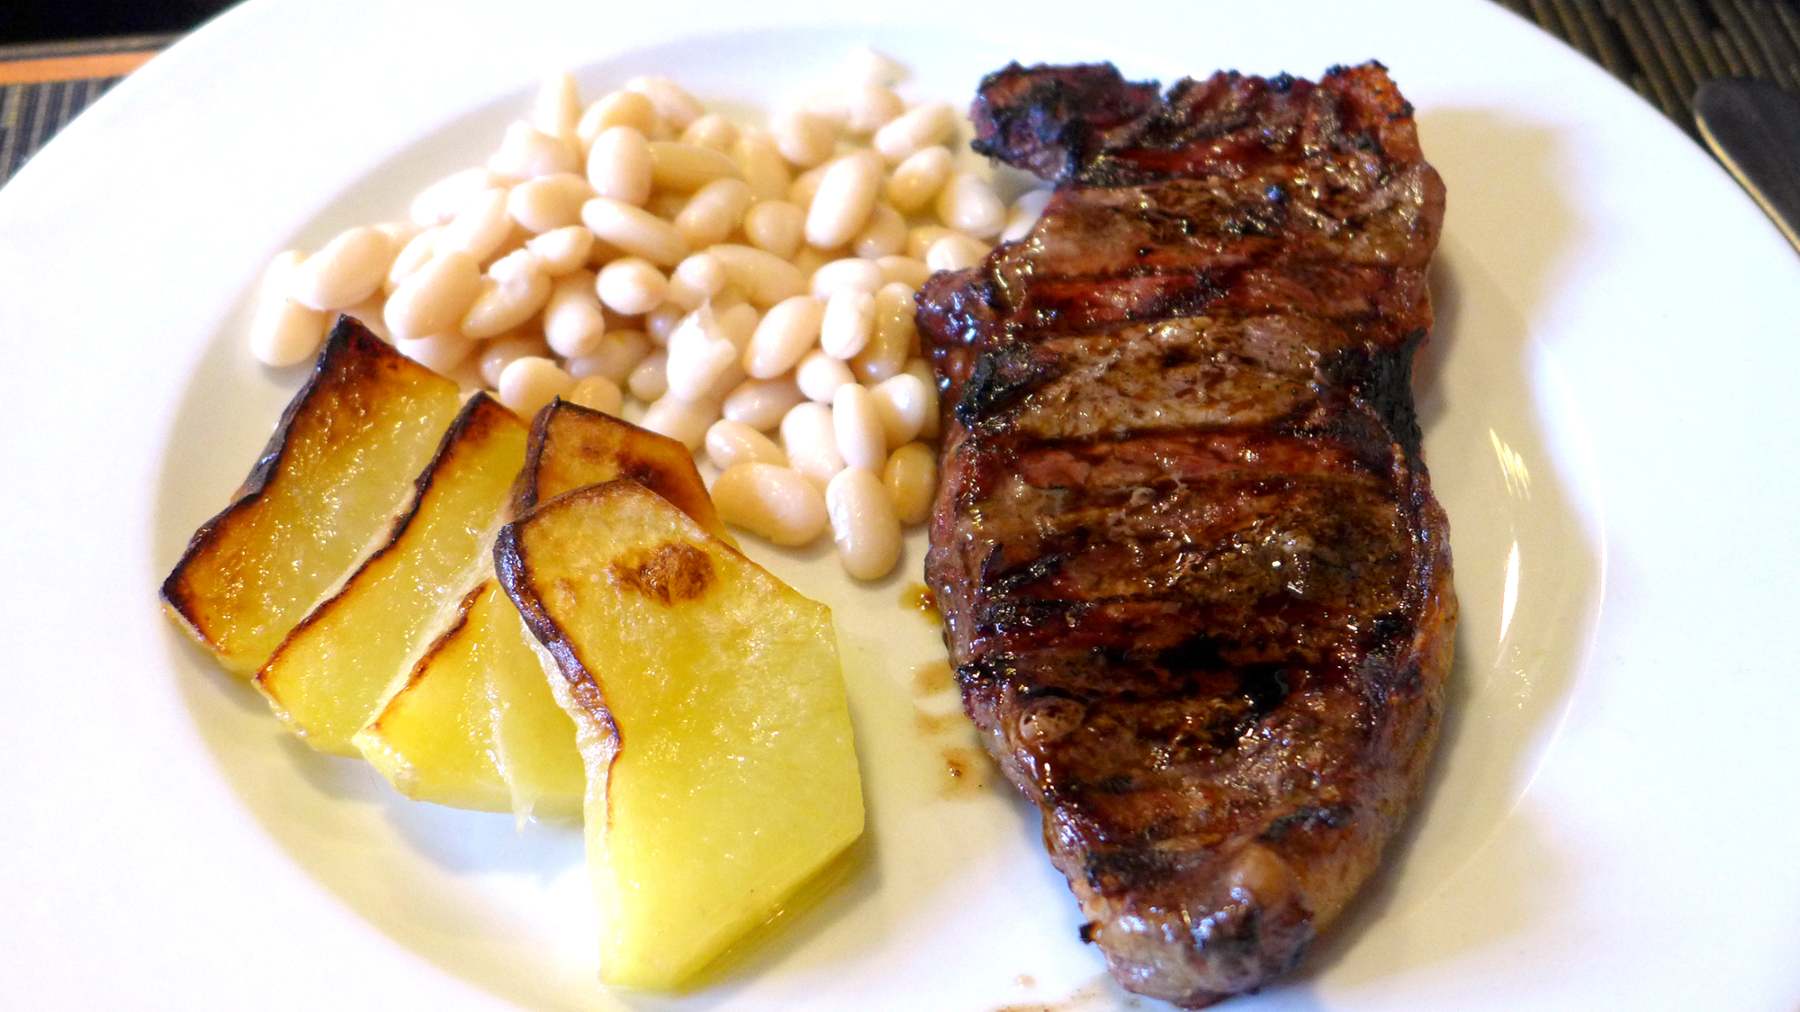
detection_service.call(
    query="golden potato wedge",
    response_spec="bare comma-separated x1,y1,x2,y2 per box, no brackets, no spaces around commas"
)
355,582,582,817
356,398,732,816
513,398,732,543
162,316,462,674
495,480,863,989
256,393,527,754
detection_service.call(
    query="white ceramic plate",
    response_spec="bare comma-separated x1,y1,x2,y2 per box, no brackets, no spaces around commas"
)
2,1,1797,1008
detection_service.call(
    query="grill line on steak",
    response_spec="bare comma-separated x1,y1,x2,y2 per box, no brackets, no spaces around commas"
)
918,61,1455,1006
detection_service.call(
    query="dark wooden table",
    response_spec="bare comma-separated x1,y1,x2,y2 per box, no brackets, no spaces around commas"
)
3,3,1798,185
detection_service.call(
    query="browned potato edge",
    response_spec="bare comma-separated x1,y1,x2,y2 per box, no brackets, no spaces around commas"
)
253,391,515,697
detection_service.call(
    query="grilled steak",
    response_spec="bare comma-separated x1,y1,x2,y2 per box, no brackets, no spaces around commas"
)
918,62,1454,1006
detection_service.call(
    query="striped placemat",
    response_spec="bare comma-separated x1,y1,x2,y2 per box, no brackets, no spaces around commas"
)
0,33,175,184
3,6,1799,186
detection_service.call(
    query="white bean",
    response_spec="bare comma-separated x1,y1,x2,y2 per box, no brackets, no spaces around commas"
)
819,289,875,359
708,243,806,306
926,233,990,272
596,257,669,315
805,151,882,250
852,203,906,259
462,250,552,339
771,108,836,168
810,257,884,298
506,173,593,233
375,220,421,244
868,372,931,447
639,394,716,450
903,357,941,439
543,269,607,357
666,305,742,401
743,200,806,260
647,140,743,191
567,328,650,382
796,349,854,403
883,442,937,525
567,374,624,416
733,132,792,200
667,251,728,310
876,254,931,288
826,468,902,580
852,282,915,383
1003,189,1054,242
831,384,887,471
627,350,670,401
842,46,904,87
497,356,575,416
792,246,834,278
577,90,658,147
439,187,514,262
525,225,594,276
907,224,963,260
531,72,581,144
704,420,785,471
385,250,482,342
885,145,953,213
722,375,805,431
674,178,753,249
290,226,396,311
249,251,330,367
386,226,441,293
711,463,827,546
479,333,550,388
650,187,693,223
395,332,475,374
488,121,578,180
788,164,826,210
780,401,846,487
409,167,497,226
625,76,703,130
643,304,684,345
874,102,955,164
715,302,758,349
843,84,904,134
581,197,688,266
936,171,1006,239
744,295,824,378
681,113,738,151
585,126,653,206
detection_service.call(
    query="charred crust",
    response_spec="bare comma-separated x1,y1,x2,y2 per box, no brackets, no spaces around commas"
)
492,506,617,739
954,347,1049,427
1317,330,1425,463
511,397,565,515
162,316,448,642
610,541,714,605
1260,804,1352,842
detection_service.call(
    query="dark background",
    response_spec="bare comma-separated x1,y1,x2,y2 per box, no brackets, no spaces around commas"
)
2,1,234,42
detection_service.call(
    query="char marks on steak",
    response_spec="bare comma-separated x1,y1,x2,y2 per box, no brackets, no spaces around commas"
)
919,62,1454,1006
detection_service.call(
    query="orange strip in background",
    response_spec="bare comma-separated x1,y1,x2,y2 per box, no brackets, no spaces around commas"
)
0,50,156,86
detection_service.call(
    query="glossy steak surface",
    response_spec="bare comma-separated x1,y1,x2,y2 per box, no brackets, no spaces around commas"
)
919,61,1455,1006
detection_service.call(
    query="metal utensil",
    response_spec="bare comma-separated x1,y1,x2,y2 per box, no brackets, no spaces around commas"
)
1694,79,1800,255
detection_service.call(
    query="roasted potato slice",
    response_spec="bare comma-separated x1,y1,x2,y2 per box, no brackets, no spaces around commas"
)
356,582,582,816
256,393,527,754
356,398,733,815
495,480,863,989
514,398,732,543
162,317,462,674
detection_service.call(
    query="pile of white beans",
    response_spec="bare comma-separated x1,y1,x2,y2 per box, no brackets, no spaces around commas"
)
248,51,1051,581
